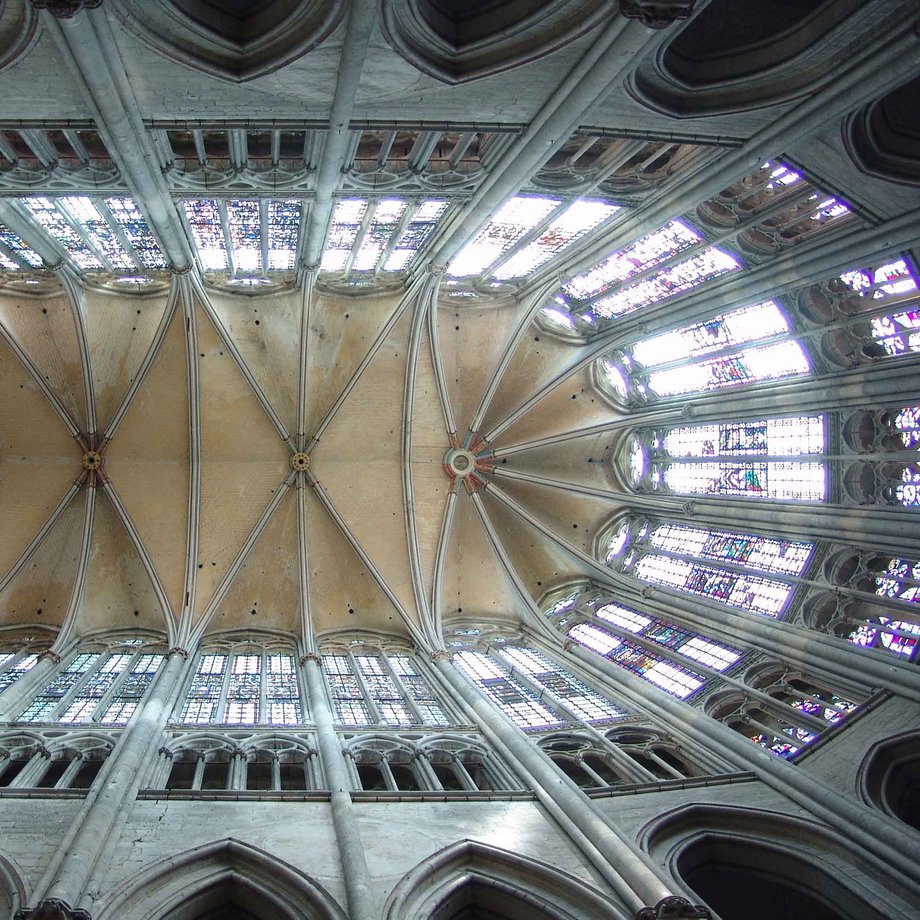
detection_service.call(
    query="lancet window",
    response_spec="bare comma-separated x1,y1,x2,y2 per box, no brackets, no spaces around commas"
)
321,645,449,727
319,197,449,276
604,301,811,402
627,415,827,502
603,517,814,619
178,644,303,725
447,194,620,281
453,643,625,730
546,585,741,699
19,196,165,272
18,640,165,725
183,198,304,276
0,649,41,695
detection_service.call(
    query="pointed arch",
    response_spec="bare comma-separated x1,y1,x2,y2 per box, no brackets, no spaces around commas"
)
96,838,347,920
0,848,28,917
383,839,628,920
640,803,912,920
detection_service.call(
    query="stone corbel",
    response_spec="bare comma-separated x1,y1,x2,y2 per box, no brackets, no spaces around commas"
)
15,900,93,920
619,1,696,29
635,895,712,919
29,1,102,20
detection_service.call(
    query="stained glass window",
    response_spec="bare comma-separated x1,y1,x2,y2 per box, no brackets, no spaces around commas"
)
652,416,826,501
0,224,43,268
590,248,740,320
183,198,304,275
0,653,39,694
56,198,136,270
22,198,103,269
564,220,701,300
647,523,813,575
847,554,920,657
59,653,132,723
448,196,560,277
226,199,262,272
389,655,450,725
453,649,564,729
17,649,164,724
183,200,228,270
497,646,624,722
565,596,741,689
99,654,163,724
838,258,917,302
18,653,98,721
320,197,448,275
849,617,920,658
179,650,301,724
491,199,620,280
383,199,449,272
605,517,813,618
323,654,369,724
106,198,168,269
322,650,446,726
631,302,790,368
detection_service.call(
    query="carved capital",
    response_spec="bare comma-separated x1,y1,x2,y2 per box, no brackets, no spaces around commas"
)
15,899,93,920
429,649,452,663
619,0,695,29
29,1,103,19
300,652,323,666
635,896,712,919
157,747,174,760
38,650,62,664
167,646,189,659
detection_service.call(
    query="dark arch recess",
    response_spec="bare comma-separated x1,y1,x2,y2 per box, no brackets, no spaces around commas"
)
380,0,614,84
847,75,920,186
678,837,859,920
860,731,920,832
111,0,346,82
630,0,866,116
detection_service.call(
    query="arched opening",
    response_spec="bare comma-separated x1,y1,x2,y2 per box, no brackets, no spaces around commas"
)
356,762,387,791
383,840,627,920
664,0,861,86
428,879,558,919
97,839,347,920
861,732,920,831
160,876,298,920
677,836,888,920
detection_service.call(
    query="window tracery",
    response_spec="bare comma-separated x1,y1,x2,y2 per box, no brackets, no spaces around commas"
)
546,584,740,699
17,640,165,725
319,197,448,276
321,644,449,727
708,664,861,758
452,643,625,730
0,649,41,696
602,517,814,620
627,416,827,502
178,645,303,726
20,195,165,272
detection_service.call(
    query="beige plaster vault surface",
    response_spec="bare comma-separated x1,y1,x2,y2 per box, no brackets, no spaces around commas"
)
0,283,623,647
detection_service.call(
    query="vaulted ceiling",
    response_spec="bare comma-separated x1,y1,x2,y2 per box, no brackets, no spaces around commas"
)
0,0,918,655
